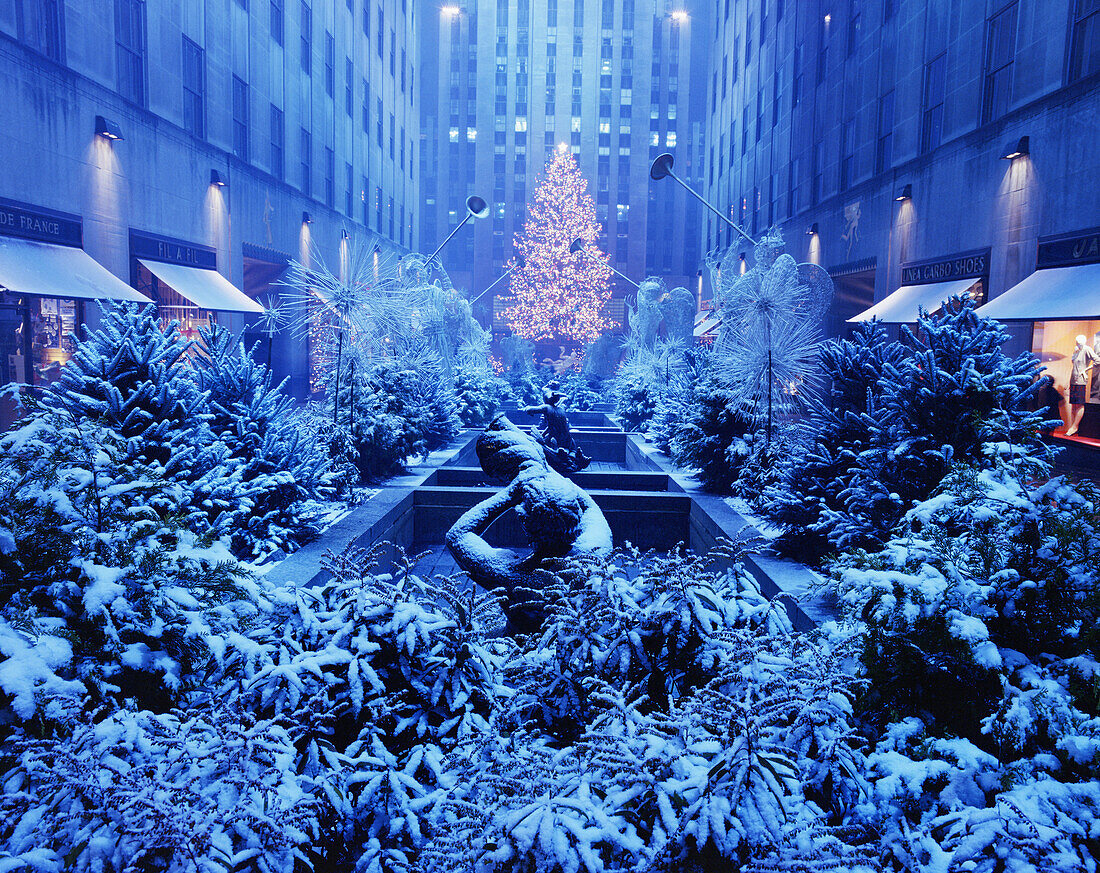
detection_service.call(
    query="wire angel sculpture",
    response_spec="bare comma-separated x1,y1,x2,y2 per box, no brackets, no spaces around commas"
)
708,228,833,444
277,240,409,420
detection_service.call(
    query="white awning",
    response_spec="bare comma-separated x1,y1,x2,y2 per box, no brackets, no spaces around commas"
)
139,259,263,313
848,277,979,324
975,263,1100,321
0,236,150,303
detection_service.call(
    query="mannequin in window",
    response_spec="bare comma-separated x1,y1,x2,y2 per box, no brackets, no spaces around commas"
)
1067,334,1098,436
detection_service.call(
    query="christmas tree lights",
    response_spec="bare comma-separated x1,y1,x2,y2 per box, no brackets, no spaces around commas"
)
502,148,616,346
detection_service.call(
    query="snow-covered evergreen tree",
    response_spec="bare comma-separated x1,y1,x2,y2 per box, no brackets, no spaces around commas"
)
192,325,337,556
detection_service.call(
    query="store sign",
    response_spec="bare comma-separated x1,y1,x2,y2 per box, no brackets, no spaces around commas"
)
901,248,990,285
1036,227,1100,269
0,197,82,247
129,229,217,269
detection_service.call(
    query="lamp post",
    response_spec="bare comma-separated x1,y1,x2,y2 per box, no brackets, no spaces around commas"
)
650,152,756,247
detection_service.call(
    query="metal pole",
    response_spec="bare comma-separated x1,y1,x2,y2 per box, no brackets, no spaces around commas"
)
664,168,757,247
576,248,640,288
425,212,473,264
469,264,518,304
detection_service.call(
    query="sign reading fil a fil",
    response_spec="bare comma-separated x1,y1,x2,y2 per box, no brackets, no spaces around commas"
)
900,249,990,285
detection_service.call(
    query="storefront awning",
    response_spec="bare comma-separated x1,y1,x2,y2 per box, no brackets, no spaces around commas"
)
848,277,979,324
0,236,150,303
138,259,263,313
975,263,1100,321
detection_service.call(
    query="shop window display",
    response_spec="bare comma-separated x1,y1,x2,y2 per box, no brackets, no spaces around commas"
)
1031,320,1100,434
133,260,217,341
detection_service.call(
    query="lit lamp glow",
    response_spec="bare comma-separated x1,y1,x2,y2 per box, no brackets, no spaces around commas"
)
441,4,460,14
95,115,123,141
671,10,689,22
895,184,912,202
1000,135,1030,161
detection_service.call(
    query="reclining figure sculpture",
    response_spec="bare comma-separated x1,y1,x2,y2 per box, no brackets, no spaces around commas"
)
445,414,612,635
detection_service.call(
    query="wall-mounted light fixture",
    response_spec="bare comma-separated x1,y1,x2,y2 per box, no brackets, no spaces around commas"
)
806,222,819,235
738,252,746,261
341,228,350,240
1000,135,1030,161
209,169,227,187
373,244,382,254
302,211,313,224
95,115,123,141
895,184,912,202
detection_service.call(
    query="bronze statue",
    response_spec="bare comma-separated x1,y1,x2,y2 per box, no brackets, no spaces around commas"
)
523,382,592,474
446,414,612,635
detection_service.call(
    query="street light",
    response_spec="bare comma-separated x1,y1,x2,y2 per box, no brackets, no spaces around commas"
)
95,115,123,140
1001,135,1030,161
894,184,912,202
569,238,640,289
425,194,489,266
650,152,756,246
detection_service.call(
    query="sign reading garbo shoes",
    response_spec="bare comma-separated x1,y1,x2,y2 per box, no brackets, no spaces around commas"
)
0,197,83,247
1036,227,1100,269
901,247,991,285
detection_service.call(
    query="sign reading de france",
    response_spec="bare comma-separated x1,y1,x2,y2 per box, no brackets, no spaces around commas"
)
0,197,83,247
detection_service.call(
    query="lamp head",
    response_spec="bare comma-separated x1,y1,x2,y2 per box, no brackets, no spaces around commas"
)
466,194,489,219
649,152,675,181
569,238,585,254
895,184,912,202
1001,135,1030,161
95,115,123,141
210,169,227,187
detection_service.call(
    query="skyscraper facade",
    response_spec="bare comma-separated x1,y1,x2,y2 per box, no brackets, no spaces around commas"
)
0,0,418,402
703,0,1100,346
419,0,711,339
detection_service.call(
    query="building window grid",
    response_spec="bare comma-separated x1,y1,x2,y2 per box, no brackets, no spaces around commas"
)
982,2,1018,124
300,2,311,74
875,89,895,173
182,36,205,138
324,147,335,207
921,52,947,153
233,75,249,160
270,104,284,179
115,0,146,106
1070,0,1100,81
300,127,311,196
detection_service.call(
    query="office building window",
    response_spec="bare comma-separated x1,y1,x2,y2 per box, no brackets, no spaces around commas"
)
376,6,383,57
324,147,335,207
388,113,395,159
401,48,406,91
300,128,311,196
345,58,353,115
325,31,334,95
746,16,752,65
787,157,799,217
345,163,353,215
375,186,382,232
882,0,894,20
921,52,946,153
270,0,283,44
376,98,382,141
982,2,1017,124
15,0,63,60
816,16,829,84
182,36,205,138
361,175,369,225
115,0,146,106
388,197,394,238
840,118,855,190
232,76,249,160
1070,0,1100,81
875,89,894,173
811,139,824,205
848,0,861,56
270,105,284,179
389,29,395,76
300,1,311,74
792,43,803,108
362,78,369,132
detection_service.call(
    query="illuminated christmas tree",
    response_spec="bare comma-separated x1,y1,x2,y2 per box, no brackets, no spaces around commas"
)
502,147,615,347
